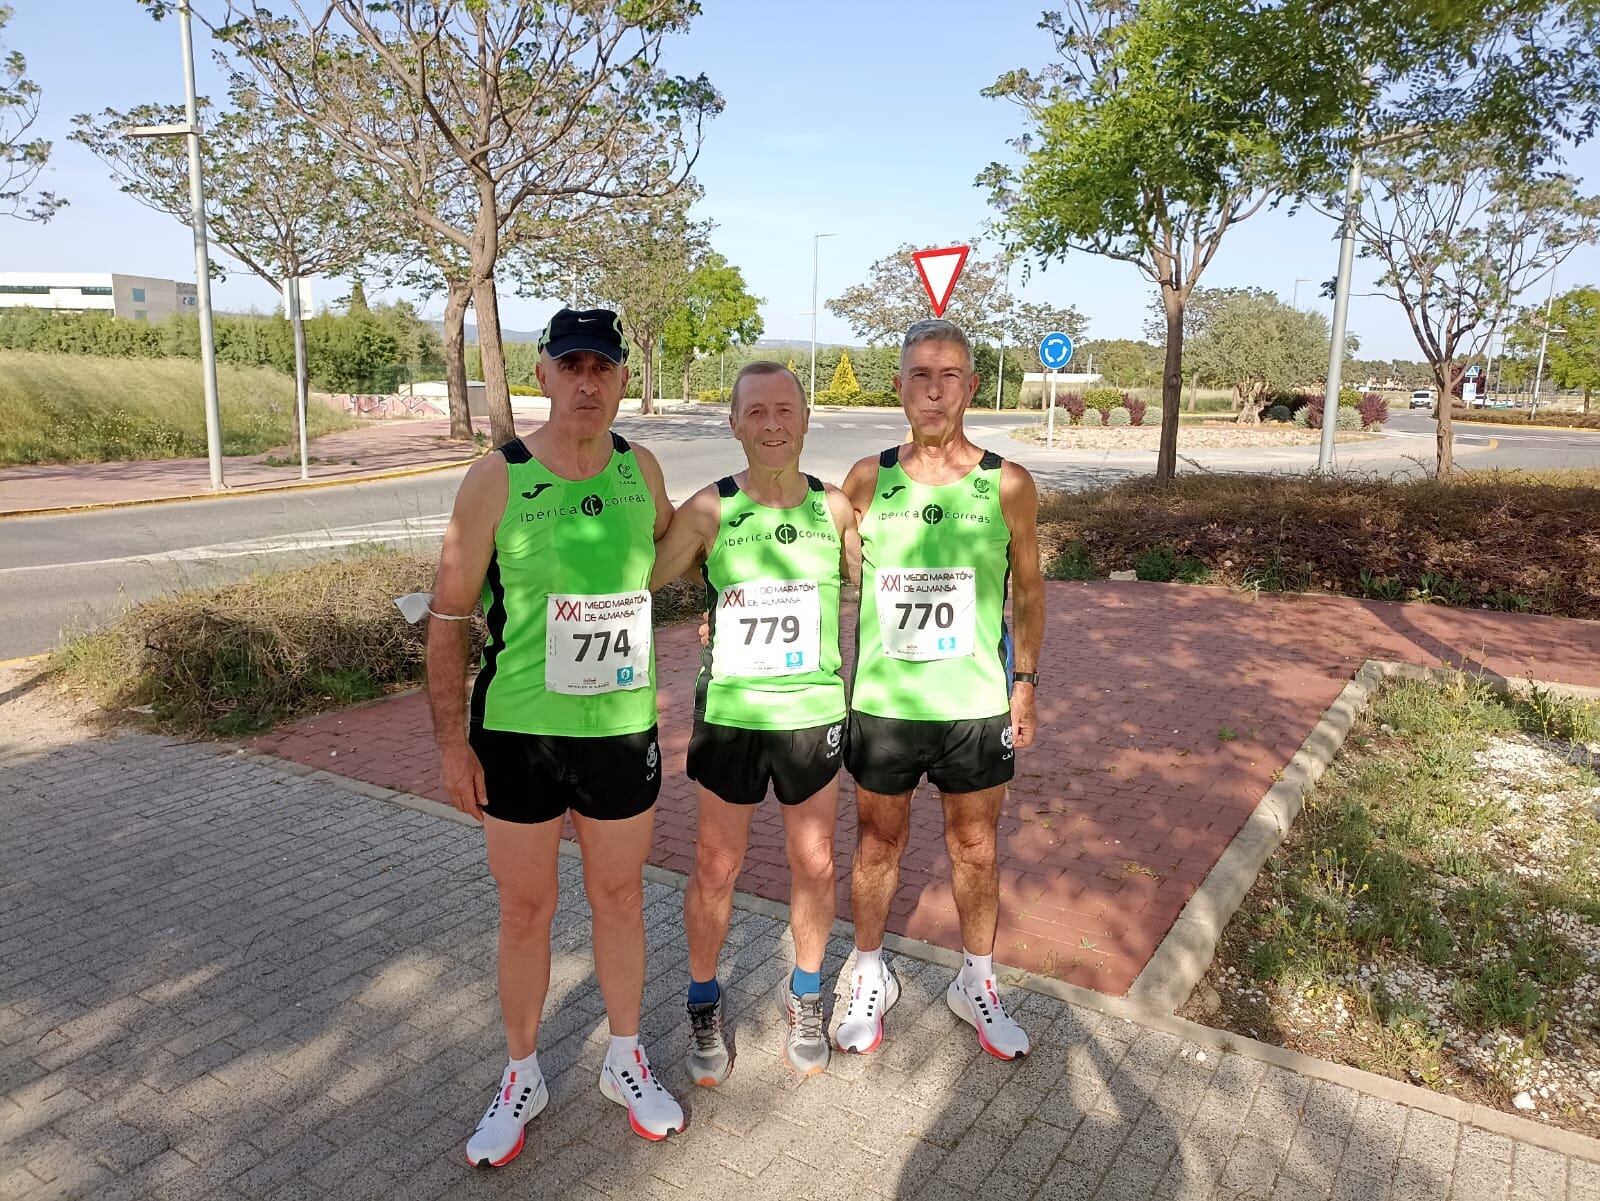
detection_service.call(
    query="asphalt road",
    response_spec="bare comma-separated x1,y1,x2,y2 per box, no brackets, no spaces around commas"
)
4,406,1596,658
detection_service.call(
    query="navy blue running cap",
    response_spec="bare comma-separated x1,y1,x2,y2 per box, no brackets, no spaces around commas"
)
539,308,628,364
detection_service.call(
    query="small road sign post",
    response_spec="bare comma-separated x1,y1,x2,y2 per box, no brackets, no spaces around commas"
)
1039,332,1074,450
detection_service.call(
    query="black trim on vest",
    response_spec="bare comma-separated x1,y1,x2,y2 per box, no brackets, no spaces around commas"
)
980,450,1003,471
715,475,738,498
468,552,507,729
610,431,631,453
694,560,716,721
878,446,900,468
499,439,532,465
805,473,824,493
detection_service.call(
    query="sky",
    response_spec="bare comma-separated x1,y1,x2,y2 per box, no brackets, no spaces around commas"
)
4,0,1600,360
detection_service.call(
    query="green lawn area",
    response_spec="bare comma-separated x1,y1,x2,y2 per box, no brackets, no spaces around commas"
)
0,350,357,465
1185,675,1600,1135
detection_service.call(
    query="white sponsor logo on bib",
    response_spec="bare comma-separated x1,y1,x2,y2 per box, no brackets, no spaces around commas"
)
545,590,652,695
875,566,977,661
712,578,821,678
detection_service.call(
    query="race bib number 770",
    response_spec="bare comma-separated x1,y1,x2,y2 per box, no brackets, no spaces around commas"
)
545,590,652,695
875,566,977,661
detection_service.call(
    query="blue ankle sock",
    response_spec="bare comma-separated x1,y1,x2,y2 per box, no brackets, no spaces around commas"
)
790,968,822,997
687,977,720,1006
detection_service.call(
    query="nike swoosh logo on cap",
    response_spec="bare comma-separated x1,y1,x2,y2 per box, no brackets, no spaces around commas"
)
576,317,595,324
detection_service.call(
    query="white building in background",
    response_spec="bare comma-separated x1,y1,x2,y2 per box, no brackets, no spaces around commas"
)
0,272,198,322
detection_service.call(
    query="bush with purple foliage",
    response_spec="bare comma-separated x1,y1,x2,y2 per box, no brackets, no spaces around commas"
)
1357,392,1389,429
1125,395,1148,426
1062,391,1085,421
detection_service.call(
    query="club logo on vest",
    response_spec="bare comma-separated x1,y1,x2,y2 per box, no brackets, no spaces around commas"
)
775,523,798,545
973,477,991,496
617,459,634,481
644,739,658,780
729,512,754,528
881,484,906,500
921,503,944,525
826,723,843,756
1001,724,1014,750
581,494,604,517
811,499,827,518
521,483,554,500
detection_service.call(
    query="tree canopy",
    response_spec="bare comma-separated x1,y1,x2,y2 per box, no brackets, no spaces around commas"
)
1,5,63,221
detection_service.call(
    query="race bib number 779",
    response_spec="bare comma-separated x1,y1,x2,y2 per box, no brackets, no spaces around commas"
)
875,566,977,661
545,590,652,695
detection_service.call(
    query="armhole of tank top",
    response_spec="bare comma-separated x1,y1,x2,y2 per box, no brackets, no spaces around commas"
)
499,439,532,465
804,473,824,493
610,431,631,454
877,446,899,469
715,475,738,498
979,449,1003,471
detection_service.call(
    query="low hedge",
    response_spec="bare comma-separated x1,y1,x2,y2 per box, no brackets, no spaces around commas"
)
1449,406,1600,430
814,389,900,407
1038,471,1600,618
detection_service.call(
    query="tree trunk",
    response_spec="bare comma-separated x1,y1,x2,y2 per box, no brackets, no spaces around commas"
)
1156,287,1184,482
1585,387,1591,412
1434,362,1456,474
681,351,692,406
639,337,656,416
442,278,472,441
1235,387,1262,424
471,274,516,446
1186,370,1198,412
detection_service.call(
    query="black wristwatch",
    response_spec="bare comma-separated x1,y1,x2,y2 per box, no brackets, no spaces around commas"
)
1012,672,1038,686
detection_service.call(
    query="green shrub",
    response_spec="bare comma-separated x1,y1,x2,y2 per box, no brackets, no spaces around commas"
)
1106,406,1132,427
1266,404,1293,423
1293,407,1311,428
1084,386,1123,413
1335,406,1361,430
508,384,541,397
1045,541,1097,580
815,388,899,407
1338,386,1362,408
1450,406,1600,430
1134,545,1210,583
698,389,730,403
1078,407,1104,426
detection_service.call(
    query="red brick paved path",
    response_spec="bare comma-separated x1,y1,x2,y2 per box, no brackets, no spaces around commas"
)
251,581,1600,995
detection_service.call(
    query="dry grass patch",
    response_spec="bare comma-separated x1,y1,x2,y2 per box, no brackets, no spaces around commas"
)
52,553,707,737
1039,471,1600,618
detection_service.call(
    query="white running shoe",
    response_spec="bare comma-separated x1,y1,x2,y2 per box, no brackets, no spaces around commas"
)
833,964,900,1054
598,1046,686,1141
465,1064,548,1168
947,974,1030,1060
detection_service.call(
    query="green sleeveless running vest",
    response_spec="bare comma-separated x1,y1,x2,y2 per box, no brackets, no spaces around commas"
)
470,433,658,736
696,474,846,731
853,446,1010,722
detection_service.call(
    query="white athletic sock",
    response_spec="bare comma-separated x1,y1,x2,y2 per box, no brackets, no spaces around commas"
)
960,950,994,987
854,946,885,979
607,1033,640,1065
508,1049,540,1077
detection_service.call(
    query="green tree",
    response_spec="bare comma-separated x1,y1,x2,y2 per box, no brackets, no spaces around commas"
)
1,5,63,221
829,349,861,396
73,82,377,445
982,2,1282,481
210,0,720,445
1075,339,1164,389
1506,285,1600,410
1184,289,1332,421
663,249,763,404
1346,142,1600,469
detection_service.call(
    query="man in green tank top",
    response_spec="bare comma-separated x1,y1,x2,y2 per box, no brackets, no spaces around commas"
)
651,362,860,1085
835,319,1046,1062
426,309,687,1163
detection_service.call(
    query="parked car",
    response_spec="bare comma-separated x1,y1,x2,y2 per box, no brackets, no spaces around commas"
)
1409,389,1435,409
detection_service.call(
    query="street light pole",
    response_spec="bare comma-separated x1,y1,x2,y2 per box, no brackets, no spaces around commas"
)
1318,154,1362,473
1530,267,1559,420
1292,277,1313,309
178,0,224,489
810,232,834,408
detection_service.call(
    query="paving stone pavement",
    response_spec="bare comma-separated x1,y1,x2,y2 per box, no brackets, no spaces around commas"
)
5,684,1600,1200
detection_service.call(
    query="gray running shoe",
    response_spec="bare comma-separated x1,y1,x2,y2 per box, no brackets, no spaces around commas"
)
686,997,731,1087
779,979,830,1078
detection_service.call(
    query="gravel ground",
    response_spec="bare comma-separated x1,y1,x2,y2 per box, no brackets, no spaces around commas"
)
1011,422,1381,449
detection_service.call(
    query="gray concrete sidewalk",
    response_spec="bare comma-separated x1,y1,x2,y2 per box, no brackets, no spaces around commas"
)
3,678,1598,1201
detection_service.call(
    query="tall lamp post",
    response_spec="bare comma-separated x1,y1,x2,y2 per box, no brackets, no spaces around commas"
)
809,232,835,407
1530,268,1561,420
126,0,224,489
1292,277,1314,309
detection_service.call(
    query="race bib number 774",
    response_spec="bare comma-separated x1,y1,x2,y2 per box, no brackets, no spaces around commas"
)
545,590,652,695
875,566,977,661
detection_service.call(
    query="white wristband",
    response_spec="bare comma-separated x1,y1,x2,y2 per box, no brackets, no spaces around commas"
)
394,593,474,625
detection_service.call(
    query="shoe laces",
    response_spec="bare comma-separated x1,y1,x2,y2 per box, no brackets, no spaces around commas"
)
613,1049,670,1099
791,994,825,1043
688,1002,723,1053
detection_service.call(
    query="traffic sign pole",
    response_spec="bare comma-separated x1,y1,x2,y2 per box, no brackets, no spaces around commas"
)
1038,332,1074,450
1047,373,1057,449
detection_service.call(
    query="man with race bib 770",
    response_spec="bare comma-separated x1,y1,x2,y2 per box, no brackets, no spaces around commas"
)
834,318,1045,1060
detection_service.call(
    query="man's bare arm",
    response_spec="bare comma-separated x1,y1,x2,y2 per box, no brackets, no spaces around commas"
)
632,443,674,541
1001,461,1044,749
649,484,718,592
425,455,505,818
840,455,879,527
825,484,862,587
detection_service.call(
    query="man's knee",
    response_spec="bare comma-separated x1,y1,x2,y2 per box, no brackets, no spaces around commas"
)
690,842,744,898
856,820,908,866
946,822,997,871
788,835,835,886
584,868,644,918
499,888,557,939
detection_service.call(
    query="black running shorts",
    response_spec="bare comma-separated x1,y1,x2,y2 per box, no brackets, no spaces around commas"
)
469,724,661,824
845,711,1014,796
686,718,847,807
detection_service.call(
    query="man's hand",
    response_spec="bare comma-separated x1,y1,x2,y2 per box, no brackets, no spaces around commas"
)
1009,683,1037,750
439,739,488,822
698,611,710,648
